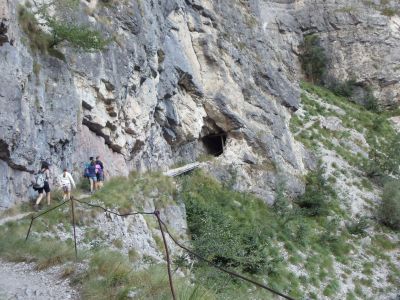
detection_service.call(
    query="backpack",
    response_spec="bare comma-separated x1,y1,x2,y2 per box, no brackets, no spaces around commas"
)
96,164,103,176
83,162,90,178
33,172,45,189
41,161,50,169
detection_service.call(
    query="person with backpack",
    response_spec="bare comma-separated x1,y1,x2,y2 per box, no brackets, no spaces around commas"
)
95,155,104,189
33,163,51,211
83,157,93,179
58,168,76,200
87,158,98,194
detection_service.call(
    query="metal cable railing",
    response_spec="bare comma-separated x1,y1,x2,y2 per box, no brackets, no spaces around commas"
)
24,197,296,300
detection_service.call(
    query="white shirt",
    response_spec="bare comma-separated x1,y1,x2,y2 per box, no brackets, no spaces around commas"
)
58,172,76,189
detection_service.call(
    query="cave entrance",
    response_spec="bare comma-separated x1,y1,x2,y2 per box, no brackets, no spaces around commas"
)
202,133,227,157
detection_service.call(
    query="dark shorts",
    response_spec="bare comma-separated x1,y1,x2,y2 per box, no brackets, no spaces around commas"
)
37,181,50,194
96,173,103,181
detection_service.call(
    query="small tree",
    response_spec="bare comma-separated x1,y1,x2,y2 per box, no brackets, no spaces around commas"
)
296,164,335,216
380,181,400,230
18,0,110,55
299,34,327,84
47,18,111,51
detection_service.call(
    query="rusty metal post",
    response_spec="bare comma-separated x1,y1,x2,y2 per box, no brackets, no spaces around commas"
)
155,210,176,300
25,216,35,241
70,198,78,260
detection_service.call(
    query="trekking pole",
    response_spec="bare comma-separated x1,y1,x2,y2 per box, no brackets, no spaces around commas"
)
155,210,176,300
70,197,78,260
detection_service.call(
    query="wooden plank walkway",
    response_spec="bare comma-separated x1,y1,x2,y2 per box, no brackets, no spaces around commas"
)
163,162,200,177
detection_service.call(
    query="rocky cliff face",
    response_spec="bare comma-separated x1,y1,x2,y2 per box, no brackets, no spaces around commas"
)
0,0,398,208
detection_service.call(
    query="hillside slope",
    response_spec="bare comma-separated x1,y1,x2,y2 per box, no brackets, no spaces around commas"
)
0,84,399,299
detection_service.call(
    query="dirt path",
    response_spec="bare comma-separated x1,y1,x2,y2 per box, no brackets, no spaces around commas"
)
0,213,31,226
0,261,79,300
0,197,92,299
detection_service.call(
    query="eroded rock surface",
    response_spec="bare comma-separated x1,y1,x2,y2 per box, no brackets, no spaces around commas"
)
0,0,398,208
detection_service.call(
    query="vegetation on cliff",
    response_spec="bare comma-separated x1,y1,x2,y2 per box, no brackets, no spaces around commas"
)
0,81,398,299
18,0,110,58
0,160,398,299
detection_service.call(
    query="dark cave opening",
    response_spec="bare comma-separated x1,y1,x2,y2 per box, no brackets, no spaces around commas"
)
202,133,227,157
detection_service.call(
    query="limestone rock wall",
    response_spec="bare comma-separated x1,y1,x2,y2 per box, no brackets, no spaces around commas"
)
0,0,398,208
293,0,399,107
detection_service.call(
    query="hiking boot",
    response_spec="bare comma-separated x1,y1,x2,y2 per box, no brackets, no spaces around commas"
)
33,204,39,212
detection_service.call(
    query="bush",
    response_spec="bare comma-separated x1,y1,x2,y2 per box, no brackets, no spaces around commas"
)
326,79,380,112
347,217,370,236
182,173,275,275
364,89,380,112
47,18,111,52
327,78,357,98
296,165,336,216
299,34,327,83
18,1,110,55
366,130,400,179
379,181,400,230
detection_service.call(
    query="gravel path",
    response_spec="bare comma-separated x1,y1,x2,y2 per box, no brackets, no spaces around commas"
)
0,261,79,300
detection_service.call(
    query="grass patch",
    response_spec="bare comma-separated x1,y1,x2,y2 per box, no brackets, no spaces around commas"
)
293,82,400,180
79,250,215,300
323,279,340,297
372,234,398,251
0,215,77,269
87,172,176,211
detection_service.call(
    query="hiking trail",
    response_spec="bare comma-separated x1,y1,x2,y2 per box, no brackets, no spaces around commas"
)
0,212,31,226
0,261,79,300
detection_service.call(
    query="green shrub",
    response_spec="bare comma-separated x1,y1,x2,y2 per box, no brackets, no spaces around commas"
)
299,35,327,83
379,181,400,230
364,89,380,112
326,79,380,112
18,1,110,56
347,217,370,236
182,173,276,275
47,18,111,52
296,164,336,216
366,131,400,179
327,79,357,98
273,179,291,217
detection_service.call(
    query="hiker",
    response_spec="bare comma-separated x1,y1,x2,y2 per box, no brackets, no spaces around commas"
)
95,155,104,189
87,158,98,194
83,157,93,179
33,163,51,211
58,168,76,200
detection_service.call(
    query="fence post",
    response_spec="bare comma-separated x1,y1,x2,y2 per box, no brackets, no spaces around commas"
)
155,210,176,300
25,216,34,241
70,198,78,260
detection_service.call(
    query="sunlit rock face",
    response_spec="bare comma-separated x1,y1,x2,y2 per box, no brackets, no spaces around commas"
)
0,0,398,207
